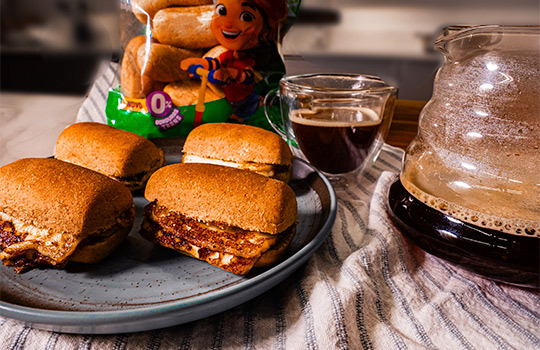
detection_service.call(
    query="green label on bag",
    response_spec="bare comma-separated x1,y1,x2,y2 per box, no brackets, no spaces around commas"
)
106,87,274,138
105,88,229,138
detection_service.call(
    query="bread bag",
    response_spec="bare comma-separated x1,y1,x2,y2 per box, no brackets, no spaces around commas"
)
105,0,301,139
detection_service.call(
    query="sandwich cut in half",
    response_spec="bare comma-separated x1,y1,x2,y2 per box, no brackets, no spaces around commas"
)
141,163,298,275
55,122,166,191
0,158,135,273
181,123,294,183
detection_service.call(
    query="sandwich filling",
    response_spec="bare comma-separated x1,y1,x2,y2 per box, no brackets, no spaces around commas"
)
140,201,295,275
182,154,291,181
109,156,166,190
0,209,134,273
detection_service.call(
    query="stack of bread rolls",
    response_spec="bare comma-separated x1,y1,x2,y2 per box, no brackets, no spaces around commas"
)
122,0,225,105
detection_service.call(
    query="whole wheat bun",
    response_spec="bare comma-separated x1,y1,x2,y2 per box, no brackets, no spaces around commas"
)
55,122,165,189
121,36,165,98
144,163,297,234
69,223,133,264
0,158,134,266
131,0,213,24
136,42,202,83
153,6,218,49
164,78,224,106
254,225,296,268
183,123,293,166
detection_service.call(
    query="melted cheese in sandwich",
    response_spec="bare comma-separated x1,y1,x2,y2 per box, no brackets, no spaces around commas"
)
140,218,259,275
182,155,276,177
148,202,278,258
0,212,79,264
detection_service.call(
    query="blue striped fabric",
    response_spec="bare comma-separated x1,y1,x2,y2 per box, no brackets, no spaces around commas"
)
1,144,539,349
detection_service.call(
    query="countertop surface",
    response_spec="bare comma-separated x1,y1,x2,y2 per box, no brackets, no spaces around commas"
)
0,92,87,167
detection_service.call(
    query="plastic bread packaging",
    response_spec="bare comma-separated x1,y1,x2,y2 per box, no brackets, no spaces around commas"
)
106,0,301,139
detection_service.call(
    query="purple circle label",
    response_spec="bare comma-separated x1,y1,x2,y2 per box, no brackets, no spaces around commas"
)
146,91,173,118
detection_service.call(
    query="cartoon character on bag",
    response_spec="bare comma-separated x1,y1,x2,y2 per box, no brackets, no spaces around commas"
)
181,0,287,123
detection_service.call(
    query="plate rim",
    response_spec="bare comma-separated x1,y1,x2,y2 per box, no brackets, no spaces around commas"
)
0,158,337,333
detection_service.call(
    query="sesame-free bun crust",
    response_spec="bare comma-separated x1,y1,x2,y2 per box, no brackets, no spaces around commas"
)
131,0,213,23
69,222,133,264
136,42,201,83
153,6,219,49
55,122,165,180
145,163,297,234
183,123,293,166
254,225,296,268
0,158,134,237
121,36,165,99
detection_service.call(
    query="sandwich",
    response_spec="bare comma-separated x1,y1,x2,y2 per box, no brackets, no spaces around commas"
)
140,163,297,275
0,158,135,273
55,122,166,191
181,123,294,182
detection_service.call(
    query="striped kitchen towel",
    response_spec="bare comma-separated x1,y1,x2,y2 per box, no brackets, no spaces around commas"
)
76,61,119,124
1,144,539,349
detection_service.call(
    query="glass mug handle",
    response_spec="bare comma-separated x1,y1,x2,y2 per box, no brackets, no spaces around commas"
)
263,89,298,148
263,88,287,140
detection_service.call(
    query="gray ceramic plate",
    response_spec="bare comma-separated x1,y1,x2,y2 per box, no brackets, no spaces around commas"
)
0,155,336,334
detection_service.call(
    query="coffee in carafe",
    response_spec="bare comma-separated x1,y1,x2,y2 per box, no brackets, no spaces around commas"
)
388,25,540,288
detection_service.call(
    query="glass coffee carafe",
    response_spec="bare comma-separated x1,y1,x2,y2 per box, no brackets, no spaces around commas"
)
388,25,539,288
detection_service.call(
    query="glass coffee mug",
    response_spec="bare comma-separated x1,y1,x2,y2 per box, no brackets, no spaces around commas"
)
264,73,397,181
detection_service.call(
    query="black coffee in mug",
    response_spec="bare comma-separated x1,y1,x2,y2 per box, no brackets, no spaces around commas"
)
264,73,397,179
290,107,382,174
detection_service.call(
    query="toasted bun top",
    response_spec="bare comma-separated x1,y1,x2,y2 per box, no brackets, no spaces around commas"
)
145,163,297,234
182,123,293,166
55,122,165,177
0,158,133,235
131,0,213,23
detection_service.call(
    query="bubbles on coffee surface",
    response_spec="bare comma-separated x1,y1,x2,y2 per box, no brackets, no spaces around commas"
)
290,106,381,126
401,46,540,237
400,176,538,237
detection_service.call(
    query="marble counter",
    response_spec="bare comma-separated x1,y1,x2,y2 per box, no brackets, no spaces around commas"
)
0,92,87,167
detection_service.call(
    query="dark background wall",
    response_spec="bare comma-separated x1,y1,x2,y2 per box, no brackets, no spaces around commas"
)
1,0,539,99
